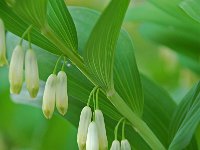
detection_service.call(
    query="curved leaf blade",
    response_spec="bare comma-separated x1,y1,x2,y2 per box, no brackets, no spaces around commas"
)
11,0,48,28
169,82,200,149
114,31,144,116
84,0,130,91
47,0,78,51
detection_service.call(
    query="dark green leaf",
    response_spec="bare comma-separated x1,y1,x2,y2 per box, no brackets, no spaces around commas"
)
84,0,130,91
169,82,200,149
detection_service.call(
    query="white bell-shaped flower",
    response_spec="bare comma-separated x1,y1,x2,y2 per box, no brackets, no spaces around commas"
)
110,140,120,150
56,71,68,115
77,106,92,150
0,18,8,67
95,109,108,150
121,139,131,150
25,49,39,98
86,121,99,150
9,45,24,94
42,74,57,119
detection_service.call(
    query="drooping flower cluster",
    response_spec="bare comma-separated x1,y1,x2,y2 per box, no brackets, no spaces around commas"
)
110,119,132,150
8,25,39,98
0,18,8,67
110,139,131,150
42,70,68,119
77,89,108,150
9,45,39,97
77,107,108,150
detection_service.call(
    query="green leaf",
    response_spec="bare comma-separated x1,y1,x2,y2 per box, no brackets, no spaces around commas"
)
139,23,200,57
180,0,200,23
84,0,130,91
0,0,78,55
0,0,60,55
114,31,144,116
47,0,78,51
147,0,196,23
5,7,179,149
10,0,48,28
125,2,200,75
169,82,200,149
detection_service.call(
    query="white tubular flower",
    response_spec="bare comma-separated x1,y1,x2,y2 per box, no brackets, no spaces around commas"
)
77,106,92,150
25,49,39,98
110,140,120,150
42,74,57,119
86,121,99,150
95,109,108,150
56,71,68,116
121,139,131,150
0,18,8,67
9,45,24,94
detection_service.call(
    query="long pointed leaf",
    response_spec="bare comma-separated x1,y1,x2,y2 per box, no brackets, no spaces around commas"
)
169,82,200,149
84,0,130,91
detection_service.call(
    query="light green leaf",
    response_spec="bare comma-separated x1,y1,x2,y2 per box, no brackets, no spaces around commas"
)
169,82,200,149
125,2,200,75
147,0,196,23
180,0,200,23
10,0,48,28
84,0,130,92
114,31,144,116
47,0,78,51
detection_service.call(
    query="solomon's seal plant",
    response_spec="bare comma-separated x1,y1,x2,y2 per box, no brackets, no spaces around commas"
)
0,0,200,149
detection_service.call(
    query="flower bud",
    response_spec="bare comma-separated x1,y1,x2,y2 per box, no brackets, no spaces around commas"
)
0,18,8,67
86,121,99,150
56,71,68,115
95,109,108,150
9,45,24,94
77,106,92,150
25,49,39,98
121,139,131,150
42,74,57,119
110,140,120,150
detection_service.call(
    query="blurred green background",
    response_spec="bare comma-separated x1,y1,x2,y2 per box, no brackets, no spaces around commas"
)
0,0,199,150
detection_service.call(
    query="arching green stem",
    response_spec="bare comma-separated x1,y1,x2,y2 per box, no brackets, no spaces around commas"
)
41,24,166,150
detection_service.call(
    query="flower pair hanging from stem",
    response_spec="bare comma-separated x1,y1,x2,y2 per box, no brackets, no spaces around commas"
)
4,23,68,119
77,87,132,150
42,56,68,119
110,118,131,150
77,87,108,150
9,25,40,98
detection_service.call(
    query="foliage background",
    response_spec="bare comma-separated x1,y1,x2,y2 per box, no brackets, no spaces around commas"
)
0,0,199,149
